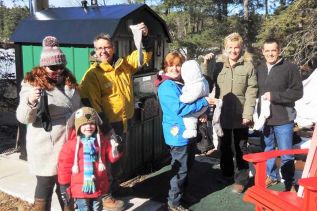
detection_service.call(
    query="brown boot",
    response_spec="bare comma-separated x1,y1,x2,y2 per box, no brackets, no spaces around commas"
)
30,198,46,211
63,200,75,211
285,184,297,192
103,196,125,211
265,176,279,187
290,186,297,193
64,204,75,211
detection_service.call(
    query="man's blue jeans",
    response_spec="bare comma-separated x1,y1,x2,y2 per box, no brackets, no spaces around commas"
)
263,122,295,187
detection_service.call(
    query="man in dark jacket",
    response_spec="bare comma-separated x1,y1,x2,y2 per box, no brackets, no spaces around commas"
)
256,38,303,191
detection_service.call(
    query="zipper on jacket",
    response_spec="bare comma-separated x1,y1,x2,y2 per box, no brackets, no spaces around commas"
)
263,66,270,93
230,66,234,92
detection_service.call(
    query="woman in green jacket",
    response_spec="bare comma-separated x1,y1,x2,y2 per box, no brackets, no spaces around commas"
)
202,33,258,194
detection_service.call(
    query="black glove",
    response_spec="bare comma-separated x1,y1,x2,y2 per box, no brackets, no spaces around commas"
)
98,112,112,135
60,184,71,206
114,134,125,153
37,90,52,132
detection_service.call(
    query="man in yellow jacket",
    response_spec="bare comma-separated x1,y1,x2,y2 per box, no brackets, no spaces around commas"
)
79,22,153,211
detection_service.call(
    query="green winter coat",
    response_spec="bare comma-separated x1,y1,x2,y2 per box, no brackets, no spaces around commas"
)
202,52,258,129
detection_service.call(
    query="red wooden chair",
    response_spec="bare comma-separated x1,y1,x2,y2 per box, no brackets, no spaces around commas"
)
243,125,317,211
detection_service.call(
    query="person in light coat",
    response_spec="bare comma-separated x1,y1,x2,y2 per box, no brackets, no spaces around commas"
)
16,36,81,210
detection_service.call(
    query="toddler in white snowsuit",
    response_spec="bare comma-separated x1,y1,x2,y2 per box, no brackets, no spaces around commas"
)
180,60,209,138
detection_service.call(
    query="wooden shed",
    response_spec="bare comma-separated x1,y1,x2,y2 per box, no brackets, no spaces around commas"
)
11,3,171,179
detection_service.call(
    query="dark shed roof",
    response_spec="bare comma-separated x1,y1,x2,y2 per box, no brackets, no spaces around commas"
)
10,4,171,45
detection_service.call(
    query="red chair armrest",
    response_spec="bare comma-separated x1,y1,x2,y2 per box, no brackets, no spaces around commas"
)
299,177,317,191
243,149,308,163
243,149,308,188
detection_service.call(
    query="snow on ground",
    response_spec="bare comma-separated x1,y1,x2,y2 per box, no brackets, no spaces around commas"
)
0,48,15,79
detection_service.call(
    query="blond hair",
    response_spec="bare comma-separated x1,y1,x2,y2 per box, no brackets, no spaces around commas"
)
223,32,244,48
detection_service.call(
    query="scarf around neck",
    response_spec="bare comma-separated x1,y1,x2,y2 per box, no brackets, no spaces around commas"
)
81,135,97,194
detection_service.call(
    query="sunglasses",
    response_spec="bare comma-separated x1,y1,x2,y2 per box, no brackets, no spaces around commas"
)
47,65,65,71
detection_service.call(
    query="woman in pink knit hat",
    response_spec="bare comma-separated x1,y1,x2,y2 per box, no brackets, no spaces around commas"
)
16,36,81,210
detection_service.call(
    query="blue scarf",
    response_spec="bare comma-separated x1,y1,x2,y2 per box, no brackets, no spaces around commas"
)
81,135,97,194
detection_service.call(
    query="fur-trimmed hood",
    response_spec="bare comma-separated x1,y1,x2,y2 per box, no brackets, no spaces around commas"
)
217,51,253,67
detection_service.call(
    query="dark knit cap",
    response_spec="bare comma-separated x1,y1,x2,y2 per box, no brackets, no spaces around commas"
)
40,36,67,67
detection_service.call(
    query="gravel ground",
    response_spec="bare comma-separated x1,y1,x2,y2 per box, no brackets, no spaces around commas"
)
0,125,17,154
0,192,32,211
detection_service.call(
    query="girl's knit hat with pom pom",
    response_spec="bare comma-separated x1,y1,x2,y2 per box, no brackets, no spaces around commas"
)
40,36,67,67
